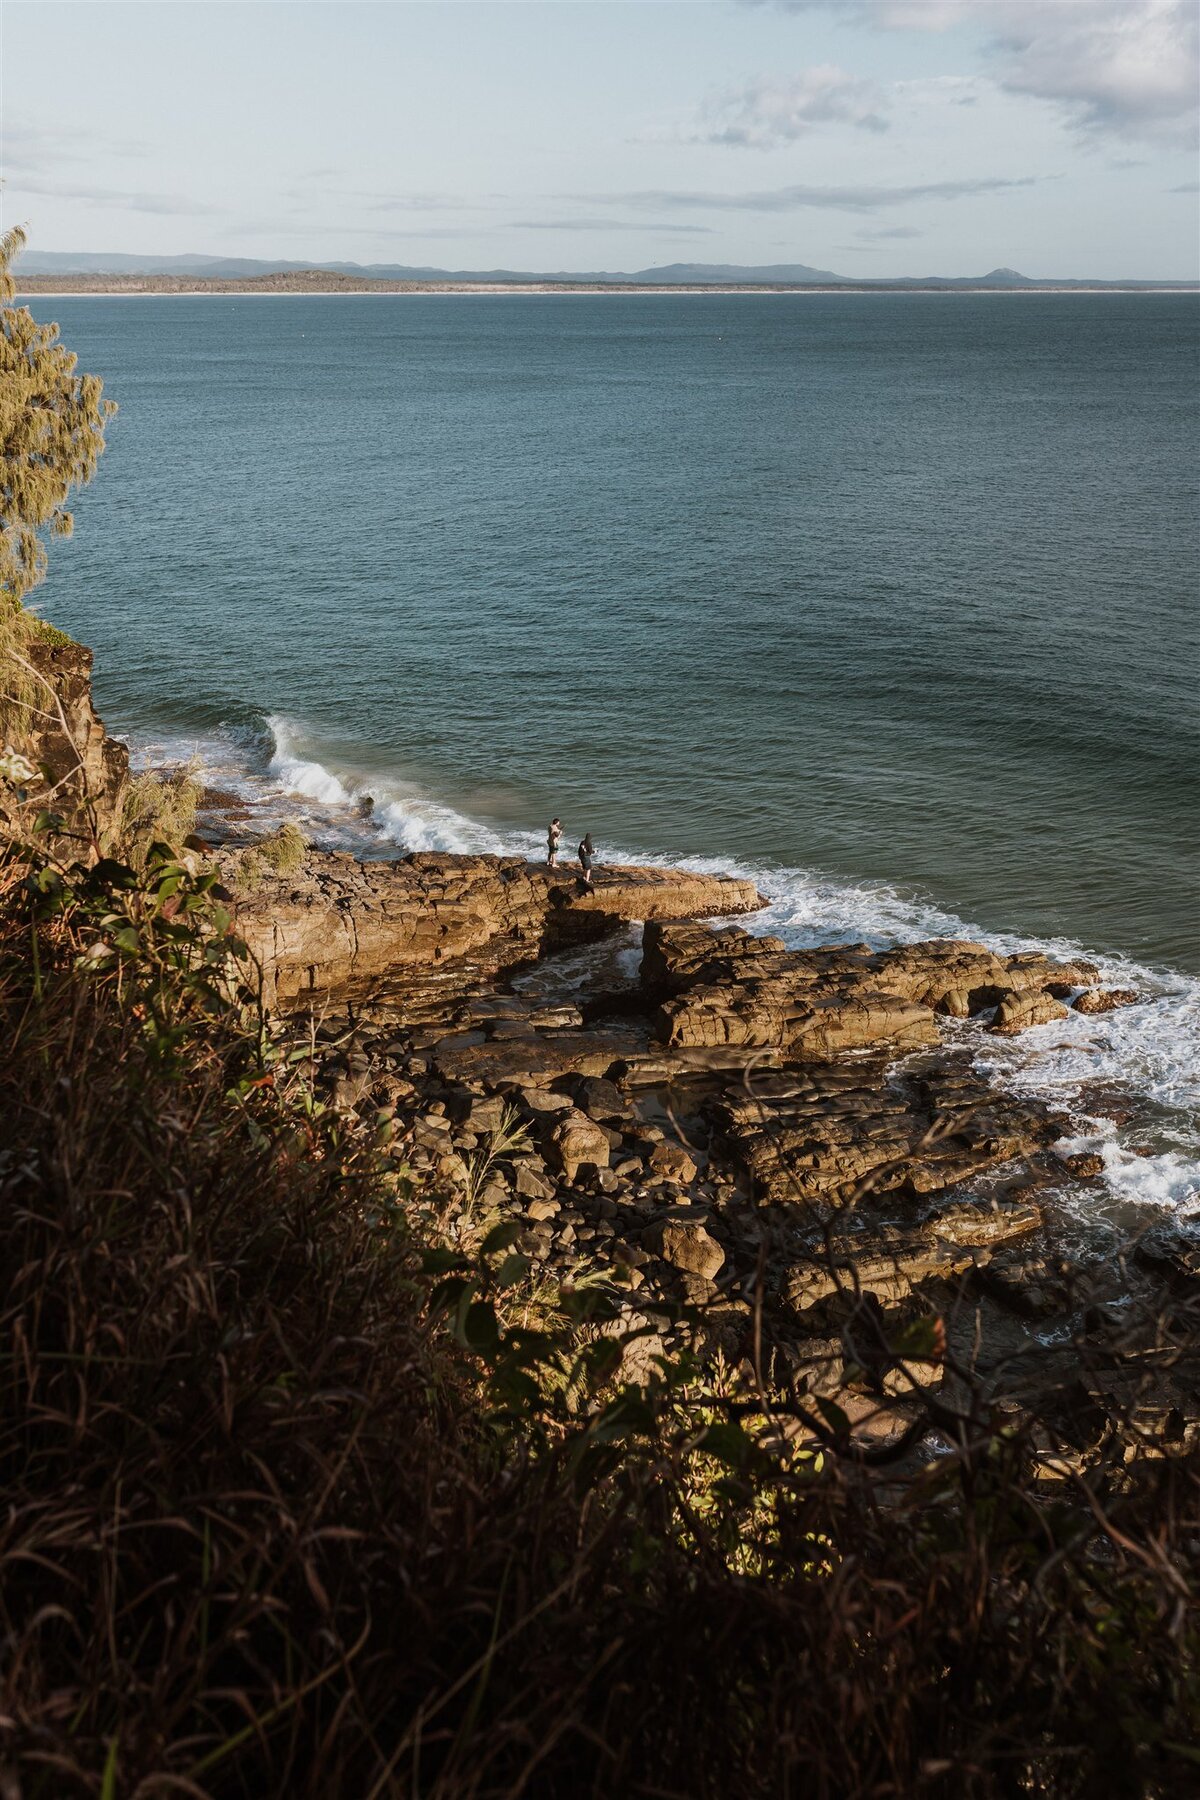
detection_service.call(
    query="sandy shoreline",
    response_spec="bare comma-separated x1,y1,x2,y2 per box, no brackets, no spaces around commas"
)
17,281,1197,300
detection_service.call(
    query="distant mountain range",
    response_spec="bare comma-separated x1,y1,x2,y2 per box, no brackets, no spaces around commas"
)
14,252,1193,289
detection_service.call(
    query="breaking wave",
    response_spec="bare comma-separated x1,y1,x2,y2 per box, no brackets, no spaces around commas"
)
128,712,1200,1225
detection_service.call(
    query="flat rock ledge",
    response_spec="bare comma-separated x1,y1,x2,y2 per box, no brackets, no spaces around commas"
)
231,851,763,1009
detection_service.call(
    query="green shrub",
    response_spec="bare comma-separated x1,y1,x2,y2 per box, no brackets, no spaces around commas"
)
27,614,75,649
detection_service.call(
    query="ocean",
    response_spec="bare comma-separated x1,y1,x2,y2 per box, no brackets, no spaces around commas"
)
24,291,1200,1224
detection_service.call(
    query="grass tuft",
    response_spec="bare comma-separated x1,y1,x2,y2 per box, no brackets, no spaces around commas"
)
121,760,203,865
231,820,309,891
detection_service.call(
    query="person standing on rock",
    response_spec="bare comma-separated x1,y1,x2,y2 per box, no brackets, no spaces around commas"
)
547,817,563,868
578,832,595,888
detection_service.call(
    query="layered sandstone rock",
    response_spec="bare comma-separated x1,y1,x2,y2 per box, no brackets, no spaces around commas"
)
641,920,1103,1057
707,1059,1062,1208
784,1198,1043,1312
1073,988,1139,1015
1,637,128,847
232,852,763,1008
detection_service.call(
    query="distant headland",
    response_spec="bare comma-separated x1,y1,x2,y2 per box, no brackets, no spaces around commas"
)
14,253,1198,297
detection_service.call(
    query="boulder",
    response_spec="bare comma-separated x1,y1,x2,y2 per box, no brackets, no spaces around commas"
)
1073,988,1139,1015
554,1073,633,1122
989,991,1070,1035
647,1220,726,1280
514,1160,555,1202
448,1093,511,1135
544,1109,612,1183
647,1142,699,1185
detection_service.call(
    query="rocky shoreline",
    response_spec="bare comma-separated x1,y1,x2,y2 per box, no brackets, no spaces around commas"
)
217,834,1194,1465
7,642,1197,1468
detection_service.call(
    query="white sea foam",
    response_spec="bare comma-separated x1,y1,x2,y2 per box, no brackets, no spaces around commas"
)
267,716,535,856
1053,1126,1200,1216
127,713,1200,1224
267,720,354,808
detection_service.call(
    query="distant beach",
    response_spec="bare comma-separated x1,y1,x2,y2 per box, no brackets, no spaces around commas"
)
16,275,1199,300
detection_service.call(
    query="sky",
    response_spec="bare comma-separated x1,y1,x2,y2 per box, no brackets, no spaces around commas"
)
1,0,1197,277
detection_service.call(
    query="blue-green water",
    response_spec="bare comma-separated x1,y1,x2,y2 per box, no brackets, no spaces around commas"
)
25,292,1200,1216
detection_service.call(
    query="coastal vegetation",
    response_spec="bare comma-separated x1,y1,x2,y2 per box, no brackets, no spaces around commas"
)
231,818,310,890
121,762,204,867
0,227,114,614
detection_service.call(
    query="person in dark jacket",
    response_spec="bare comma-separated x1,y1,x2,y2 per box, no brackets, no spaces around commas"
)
578,832,595,887
547,817,563,868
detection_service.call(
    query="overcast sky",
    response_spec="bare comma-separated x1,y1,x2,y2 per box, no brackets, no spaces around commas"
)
2,0,1197,276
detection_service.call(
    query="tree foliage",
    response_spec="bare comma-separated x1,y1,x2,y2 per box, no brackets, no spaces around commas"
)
0,225,115,610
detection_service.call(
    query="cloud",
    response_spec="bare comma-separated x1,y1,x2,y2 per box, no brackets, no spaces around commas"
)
579,176,1038,214
365,194,478,214
989,1,1199,143
1,120,150,172
1168,179,1200,191
10,178,220,217
511,219,713,233
858,224,923,238
765,1,1199,145
695,66,890,146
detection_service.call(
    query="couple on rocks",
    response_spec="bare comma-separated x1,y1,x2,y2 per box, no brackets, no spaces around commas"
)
547,818,596,888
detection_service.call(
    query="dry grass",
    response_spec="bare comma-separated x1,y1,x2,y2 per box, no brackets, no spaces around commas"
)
0,603,68,742
121,760,204,866
232,820,309,891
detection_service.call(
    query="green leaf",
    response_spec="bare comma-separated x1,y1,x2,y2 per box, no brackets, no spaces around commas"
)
711,1474,754,1506
479,1220,524,1257
888,1315,946,1363
431,1274,474,1311
699,1421,756,1470
420,1247,469,1276
461,1300,500,1354
815,1397,851,1437
100,1736,119,1800
90,857,138,887
492,1252,530,1289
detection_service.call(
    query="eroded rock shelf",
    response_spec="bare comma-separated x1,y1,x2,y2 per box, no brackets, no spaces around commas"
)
222,845,1198,1464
